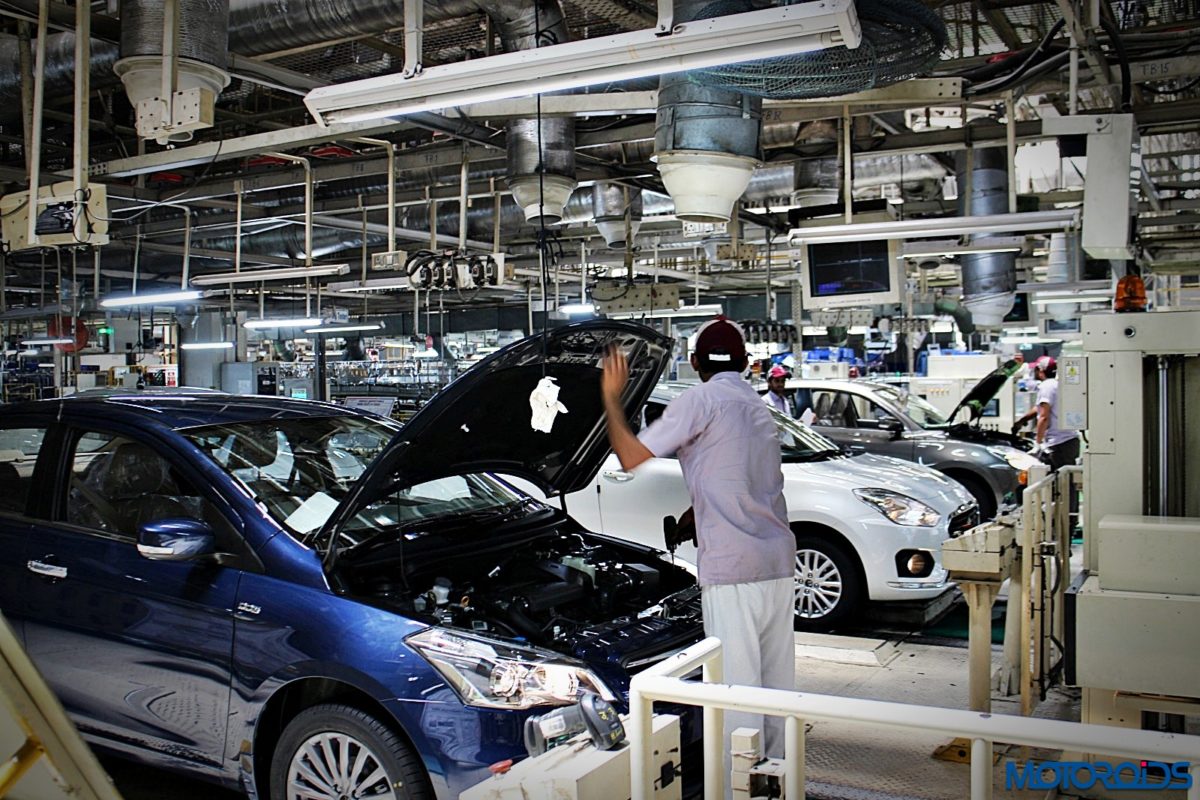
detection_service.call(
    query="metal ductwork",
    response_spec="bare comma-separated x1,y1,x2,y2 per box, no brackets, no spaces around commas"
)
1045,232,1082,322
956,145,1016,326
0,33,119,115
477,0,578,225
653,0,762,223
115,0,231,143
592,184,643,248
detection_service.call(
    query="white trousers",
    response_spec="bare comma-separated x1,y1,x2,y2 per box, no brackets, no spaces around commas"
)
700,577,795,772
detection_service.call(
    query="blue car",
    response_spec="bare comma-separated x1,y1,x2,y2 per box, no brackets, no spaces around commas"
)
0,321,702,800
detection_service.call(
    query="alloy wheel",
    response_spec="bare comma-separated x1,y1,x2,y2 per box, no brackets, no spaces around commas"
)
794,547,844,619
287,731,397,800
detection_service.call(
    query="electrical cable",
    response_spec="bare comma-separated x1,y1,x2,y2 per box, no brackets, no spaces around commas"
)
966,18,1066,95
97,139,226,224
1098,16,1133,112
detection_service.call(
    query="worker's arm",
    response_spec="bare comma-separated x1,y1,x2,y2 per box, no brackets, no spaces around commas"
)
601,346,654,471
1035,401,1051,446
1011,408,1037,433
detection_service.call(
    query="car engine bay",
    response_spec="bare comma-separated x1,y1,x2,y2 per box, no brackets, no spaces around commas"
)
344,531,702,650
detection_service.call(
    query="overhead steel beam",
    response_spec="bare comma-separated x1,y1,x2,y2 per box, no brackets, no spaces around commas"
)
1052,0,1117,106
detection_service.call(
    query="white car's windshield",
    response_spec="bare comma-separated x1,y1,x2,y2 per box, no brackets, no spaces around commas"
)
769,407,843,459
184,416,524,545
871,385,948,426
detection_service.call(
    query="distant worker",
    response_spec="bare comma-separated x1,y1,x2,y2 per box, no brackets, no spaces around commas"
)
600,318,795,777
763,365,793,416
1012,355,1079,469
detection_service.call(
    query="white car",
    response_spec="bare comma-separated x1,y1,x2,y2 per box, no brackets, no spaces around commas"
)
534,384,979,630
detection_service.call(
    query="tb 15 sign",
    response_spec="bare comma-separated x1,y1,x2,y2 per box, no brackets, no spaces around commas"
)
1005,761,1193,792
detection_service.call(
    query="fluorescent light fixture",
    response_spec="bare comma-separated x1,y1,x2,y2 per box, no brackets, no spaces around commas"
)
180,341,235,351
790,210,1079,246
900,237,1025,259
18,348,39,357
999,336,1063,345
327,277,409,293
1032,292,1110,305
558,303,596,315
22,337,75,346
304,322,383,334
190,264,350,286
100,289,203,308
243,317,323,330
305,0,861,123
606,303,724,320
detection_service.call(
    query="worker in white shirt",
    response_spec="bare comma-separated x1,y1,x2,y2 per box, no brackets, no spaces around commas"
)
763,365,793,416
600,318,795,786
1012,355,1080,469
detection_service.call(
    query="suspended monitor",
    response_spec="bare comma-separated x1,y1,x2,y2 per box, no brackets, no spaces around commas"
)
1001,292,1040,329
797,239,904,309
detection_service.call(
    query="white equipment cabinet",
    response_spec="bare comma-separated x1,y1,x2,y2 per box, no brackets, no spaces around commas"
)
1065,309,1200,732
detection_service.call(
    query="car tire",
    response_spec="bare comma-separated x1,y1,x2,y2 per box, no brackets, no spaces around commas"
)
946,472,996,520
269,703,432,800
792,534,861,631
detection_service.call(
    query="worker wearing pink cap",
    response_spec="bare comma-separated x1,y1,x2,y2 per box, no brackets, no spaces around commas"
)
1012,355,1080,469
599,317,794,779
763,364,792,416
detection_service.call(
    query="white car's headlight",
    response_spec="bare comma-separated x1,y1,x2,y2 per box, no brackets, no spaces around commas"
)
854,488,941,527
407,628,615,709
987,446,1041,472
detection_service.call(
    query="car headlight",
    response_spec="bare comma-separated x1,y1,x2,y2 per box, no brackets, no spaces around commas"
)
854,488,941,527
987,446,1042,472
407,628,615,709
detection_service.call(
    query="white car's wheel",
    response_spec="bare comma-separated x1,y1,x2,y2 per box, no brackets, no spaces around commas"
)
793,535,861,630
269,704,431,800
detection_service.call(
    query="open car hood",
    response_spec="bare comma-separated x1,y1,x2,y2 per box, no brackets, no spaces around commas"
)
319,321,671,555
946,358,1022,424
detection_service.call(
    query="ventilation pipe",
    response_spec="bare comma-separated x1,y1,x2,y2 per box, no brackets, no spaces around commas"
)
478,0,578,224
1045,232,1081,322
114,0,231,143
653,0,761,222
592,183,643,249
955,146,1016,326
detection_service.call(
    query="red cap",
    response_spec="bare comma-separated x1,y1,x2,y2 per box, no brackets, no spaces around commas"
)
768,365,789,379
1034,355,1056,372
694,317,746,370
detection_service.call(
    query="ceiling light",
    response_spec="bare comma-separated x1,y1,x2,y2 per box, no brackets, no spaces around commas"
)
605,303,724,320
243,317,323,330
190,264,350,286
180,341,235,351
304,322,384,334
22,337,75,346
305,0,861,123
900,237,1025,259
327,277,410,293
558,303,596,315
17,349,39,357
100,289,203,308
790,210,1079,246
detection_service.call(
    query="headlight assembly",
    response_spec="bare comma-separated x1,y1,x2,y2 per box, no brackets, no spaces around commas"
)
407,628,615,709
854,488,941,527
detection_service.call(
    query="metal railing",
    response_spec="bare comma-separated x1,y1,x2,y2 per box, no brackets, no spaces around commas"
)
629,636,1200,800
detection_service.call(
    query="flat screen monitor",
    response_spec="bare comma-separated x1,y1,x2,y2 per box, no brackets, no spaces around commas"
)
1001,292,1040,329
797,239,904,309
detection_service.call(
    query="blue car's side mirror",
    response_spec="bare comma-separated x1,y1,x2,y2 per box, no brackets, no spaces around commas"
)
137,518,216,561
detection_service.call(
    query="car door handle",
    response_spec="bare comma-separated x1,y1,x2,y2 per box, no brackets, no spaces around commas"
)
602,470,634,483
27,560,67,580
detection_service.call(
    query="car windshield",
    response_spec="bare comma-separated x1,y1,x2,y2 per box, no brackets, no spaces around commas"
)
183,416,525,546
871,385,948,426
769,407,843,460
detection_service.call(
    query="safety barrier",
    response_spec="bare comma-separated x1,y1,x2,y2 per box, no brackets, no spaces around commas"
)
628,636,1200,800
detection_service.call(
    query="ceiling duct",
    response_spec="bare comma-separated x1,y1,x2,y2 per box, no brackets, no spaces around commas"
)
115,0,231,143
481,0,579,224
592,184,643,248
1045,232,1082,322
0,33,119,113
956,145,1016,327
